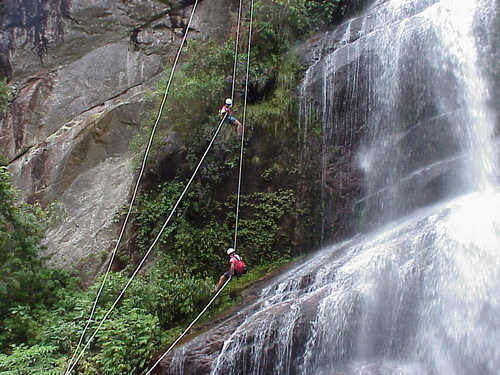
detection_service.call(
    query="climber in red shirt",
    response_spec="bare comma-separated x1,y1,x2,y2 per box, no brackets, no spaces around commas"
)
212,247,247,294
219,98,243,136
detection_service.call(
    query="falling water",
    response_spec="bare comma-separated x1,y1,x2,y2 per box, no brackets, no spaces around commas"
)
165,0,499,374
430,0,497,189
356,0,498,228
299,0,498,232
204,191,500,375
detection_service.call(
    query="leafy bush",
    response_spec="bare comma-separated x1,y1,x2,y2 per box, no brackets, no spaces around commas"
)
133,176,296,280
0,162,74,350
0,344,65,375
0,265,213,374
302,0,350,28
79,309,159,375
252,0,368,42
227,189,296,264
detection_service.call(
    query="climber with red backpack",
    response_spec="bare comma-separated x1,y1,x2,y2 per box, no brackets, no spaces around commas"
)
212,247,247,294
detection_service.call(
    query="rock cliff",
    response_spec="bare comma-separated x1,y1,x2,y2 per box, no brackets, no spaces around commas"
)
0,0,231,280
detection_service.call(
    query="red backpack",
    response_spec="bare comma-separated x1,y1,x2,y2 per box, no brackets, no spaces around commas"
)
231,255,247,276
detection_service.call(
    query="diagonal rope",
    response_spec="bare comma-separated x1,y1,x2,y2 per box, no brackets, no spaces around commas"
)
233,0,254,252
64,2,200,374
144,276,232,375
67,1,250,372
65,114,227,375
141,4,255,373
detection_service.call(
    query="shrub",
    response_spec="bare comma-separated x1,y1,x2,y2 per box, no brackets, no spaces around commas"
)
0,163,73,350
79,309,159,375
0,344,65,375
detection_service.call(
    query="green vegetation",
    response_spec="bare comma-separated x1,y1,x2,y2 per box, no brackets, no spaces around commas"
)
0,344,65,375
301,0,367,29
256,0,367,37
0,79,11,114
0,0,365,373
0,163,296,374
132,180,296,274
0,159,73,351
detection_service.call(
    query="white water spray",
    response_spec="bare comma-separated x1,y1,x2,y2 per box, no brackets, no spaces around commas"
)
430,0,497,189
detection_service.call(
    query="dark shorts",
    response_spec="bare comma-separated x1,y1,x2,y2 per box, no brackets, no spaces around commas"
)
224,270,240,279
225,115,237,125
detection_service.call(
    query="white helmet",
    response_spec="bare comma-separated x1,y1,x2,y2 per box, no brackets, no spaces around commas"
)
227,247,235,255
225,98,232,106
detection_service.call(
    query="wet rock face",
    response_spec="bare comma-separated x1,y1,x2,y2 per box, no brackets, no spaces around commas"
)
300,0,500,237
0,0,222,159
0,0,228,83
157,281,326,375
1,74,54,159
0,0,229,163
0,0,230,276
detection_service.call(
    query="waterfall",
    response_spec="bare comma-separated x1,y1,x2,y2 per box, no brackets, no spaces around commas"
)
165,0,499,373
206,190,500,375
356,0,498,229
298,0,498,234
440,0,497,189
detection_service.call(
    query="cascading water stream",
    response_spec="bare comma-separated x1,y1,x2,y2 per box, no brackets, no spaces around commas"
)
207,190,500,375
355,0,498,228
165,0,499,374
428,0,497,189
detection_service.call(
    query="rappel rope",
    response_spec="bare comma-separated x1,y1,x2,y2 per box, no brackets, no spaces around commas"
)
233,0,254,252
66,0,252,372
64,2,200,374
65,114,227,375
144,276,232,375
143,3,255,373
